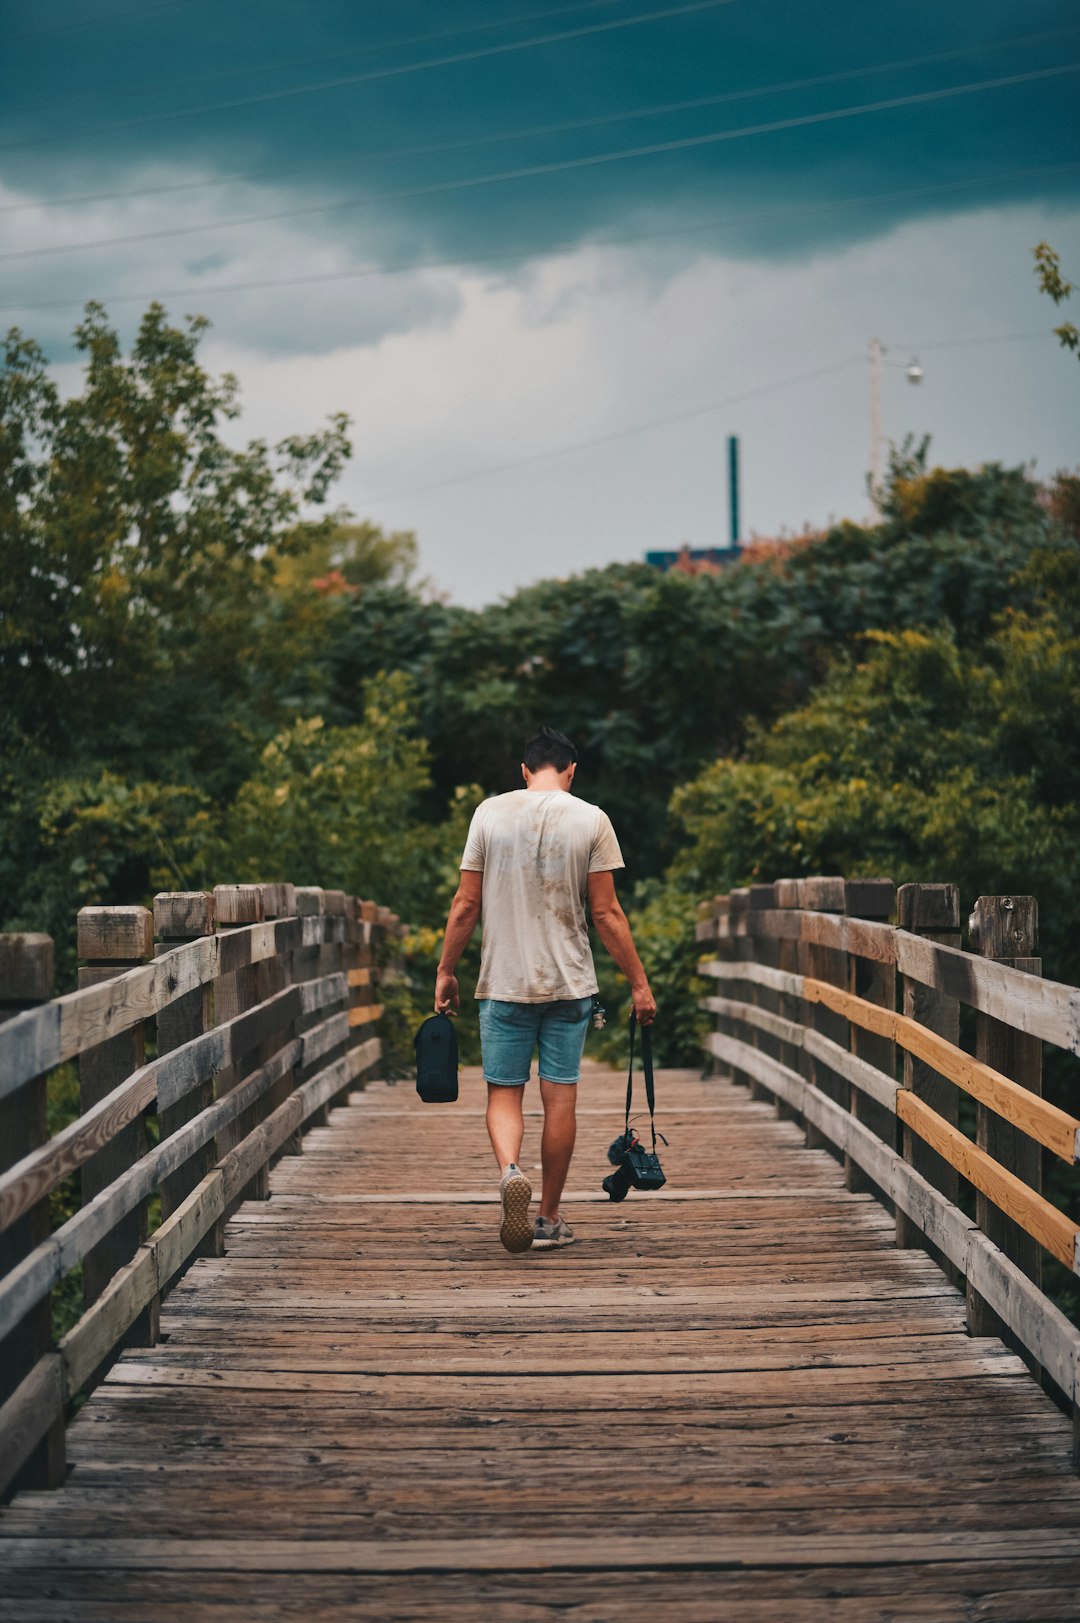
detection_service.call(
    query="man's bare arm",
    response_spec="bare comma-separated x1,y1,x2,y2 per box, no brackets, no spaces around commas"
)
587,870,657,1024
435,869,484,1014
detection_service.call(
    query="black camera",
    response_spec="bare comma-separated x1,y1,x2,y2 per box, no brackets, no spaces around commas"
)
603,1012,666,1201
601,1130,666,1201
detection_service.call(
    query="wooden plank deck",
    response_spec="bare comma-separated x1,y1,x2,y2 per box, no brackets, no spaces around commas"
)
2,1062,1080,1621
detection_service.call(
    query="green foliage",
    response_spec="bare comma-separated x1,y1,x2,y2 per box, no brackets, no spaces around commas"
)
661,546,1080,966
213,672,437,918
631,543,1080,1203
319,458,1057,880
0,304,350,791
593,878,708,1069
272,515,419,596
1033,241,1080,359
0,769,214,985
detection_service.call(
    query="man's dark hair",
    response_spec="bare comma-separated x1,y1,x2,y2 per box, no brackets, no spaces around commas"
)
522,725,578,774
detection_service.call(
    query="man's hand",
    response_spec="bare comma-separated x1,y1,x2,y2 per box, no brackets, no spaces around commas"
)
588,872,657,1026
434,970,460,1016
632,979,657,1026
434,872,482,1018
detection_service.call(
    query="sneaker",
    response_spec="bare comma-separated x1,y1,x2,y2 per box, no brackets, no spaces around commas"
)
533,1215,575,1249
499,1164,534,1253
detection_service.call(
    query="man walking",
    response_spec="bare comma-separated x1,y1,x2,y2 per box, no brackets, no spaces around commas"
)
434,726,656,1253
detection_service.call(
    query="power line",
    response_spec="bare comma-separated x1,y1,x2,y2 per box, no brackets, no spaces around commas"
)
358,358,868,506
0,0,738,154
5,25,1076,220
7,163,1077,317
16,0,622,115
4,0,206,44
898,328,1057,352
4,63,1076,267
355,329,1062,508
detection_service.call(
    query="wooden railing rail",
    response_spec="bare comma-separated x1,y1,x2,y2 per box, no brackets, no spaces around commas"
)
697,876,1080,1465
0,883,405,1500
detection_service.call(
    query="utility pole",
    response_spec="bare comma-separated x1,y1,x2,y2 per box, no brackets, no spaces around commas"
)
727,434,740,547
868,337,883,518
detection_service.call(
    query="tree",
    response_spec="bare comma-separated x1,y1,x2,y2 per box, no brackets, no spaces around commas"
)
0,302,351,790
272,515,419,596
210,670,474,925
313,457,1058,879
1033,242,1080,360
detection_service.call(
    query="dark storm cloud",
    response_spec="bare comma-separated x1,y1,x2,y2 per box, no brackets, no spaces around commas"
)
2,0,1078,275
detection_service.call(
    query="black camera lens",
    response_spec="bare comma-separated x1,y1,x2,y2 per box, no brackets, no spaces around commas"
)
602,1163,633,1202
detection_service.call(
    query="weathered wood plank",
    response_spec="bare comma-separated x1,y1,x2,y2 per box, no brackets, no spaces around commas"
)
895,929,1080,1053
802,977,1079,1162
0,918,304,1101
700,995,897,1113
0,1039,303,1344
0,981,338,1235
699,959,804,998
0,1067,157,1238
4,1055,1078,1614
0,1353,63,1499
895,1091,1079,1269
2,1528,1078,1572
705,1033,1080,1400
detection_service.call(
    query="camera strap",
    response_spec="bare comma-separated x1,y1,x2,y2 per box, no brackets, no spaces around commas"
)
626,1012,657,1150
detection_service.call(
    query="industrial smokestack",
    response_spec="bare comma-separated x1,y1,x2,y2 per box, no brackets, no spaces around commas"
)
728,435,740,547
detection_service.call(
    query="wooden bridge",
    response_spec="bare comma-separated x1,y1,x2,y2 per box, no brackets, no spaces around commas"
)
2,877,1080,1619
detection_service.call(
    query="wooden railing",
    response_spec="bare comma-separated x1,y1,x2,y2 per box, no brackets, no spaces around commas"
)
697,877,1080,1463
0,883,404,1499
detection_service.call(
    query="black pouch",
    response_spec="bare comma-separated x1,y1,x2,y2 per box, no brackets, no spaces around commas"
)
413,1013,459,1103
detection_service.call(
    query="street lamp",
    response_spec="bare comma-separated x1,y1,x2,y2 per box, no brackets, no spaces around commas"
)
868,338,924,517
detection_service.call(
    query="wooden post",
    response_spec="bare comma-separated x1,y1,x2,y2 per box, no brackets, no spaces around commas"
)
77,906,158,1345
154,893,215,1230
728,889,752,1095
0,934,65,1492
212,885,268,1221
797,876,848,1155
744,884,777,1102
844,879,896,1197
257,883,299,1156
294,888,330,1127
966,896,1043,1347
323,891,352,1110
704,896,731,1081
773,880,803,1124
895,883,960,1257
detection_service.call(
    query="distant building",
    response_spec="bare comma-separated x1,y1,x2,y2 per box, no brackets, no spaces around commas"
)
645,543,741,575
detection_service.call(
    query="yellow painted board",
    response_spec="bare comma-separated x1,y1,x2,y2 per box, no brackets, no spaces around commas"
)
348,1004,384,1029
803,977,1079,1163
896,1090,1079,1268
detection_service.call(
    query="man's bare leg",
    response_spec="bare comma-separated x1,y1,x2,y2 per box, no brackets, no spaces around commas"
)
486,1083,525,1171
538,1078,577,1220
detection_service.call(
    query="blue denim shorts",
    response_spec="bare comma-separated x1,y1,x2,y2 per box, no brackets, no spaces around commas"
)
479,997,593,1085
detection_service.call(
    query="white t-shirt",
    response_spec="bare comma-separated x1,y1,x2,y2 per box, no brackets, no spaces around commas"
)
461,789,625,1003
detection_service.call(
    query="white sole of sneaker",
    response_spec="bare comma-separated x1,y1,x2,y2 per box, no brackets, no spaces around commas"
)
499,1173,533,1253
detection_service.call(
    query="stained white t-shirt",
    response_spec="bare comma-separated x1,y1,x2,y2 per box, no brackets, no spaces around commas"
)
461,789,625,1003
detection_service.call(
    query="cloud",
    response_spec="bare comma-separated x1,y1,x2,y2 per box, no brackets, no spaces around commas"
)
2,0,1077,307
190,201,1080,606
3,1,1075,609
0,168,466,357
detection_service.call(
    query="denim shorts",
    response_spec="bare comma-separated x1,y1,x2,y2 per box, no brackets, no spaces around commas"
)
479,997,594,1085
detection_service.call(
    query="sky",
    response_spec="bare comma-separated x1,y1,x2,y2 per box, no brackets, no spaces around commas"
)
2,0,1078,604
